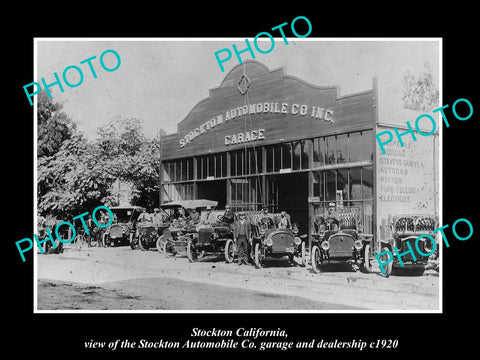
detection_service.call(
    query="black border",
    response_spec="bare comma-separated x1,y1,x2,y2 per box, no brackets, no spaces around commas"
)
6,6,478,357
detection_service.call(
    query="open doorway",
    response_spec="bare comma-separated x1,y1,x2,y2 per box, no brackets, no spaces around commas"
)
274,172,309,234
197,180,227,209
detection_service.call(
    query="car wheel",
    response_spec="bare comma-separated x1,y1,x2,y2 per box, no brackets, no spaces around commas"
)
224,239,234,263
300,241,306,267
311,245,322,274
44,240,51,255
163,240,176,257
102,233,110,248
254,243,262,269
139,236,150,251
129,233,138,250
362,243,372,273
187,239,197,262
380,246,393,277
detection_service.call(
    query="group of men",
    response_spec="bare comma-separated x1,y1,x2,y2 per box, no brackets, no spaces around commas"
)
137,208,165,225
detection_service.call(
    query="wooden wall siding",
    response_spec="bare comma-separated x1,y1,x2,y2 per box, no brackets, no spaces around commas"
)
161,61,374,160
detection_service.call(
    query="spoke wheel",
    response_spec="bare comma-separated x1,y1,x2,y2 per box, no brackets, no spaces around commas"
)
254,243,262,269
363,243,372,273
187,239,202,262
380,246,393,277
224,239,235,263
311,245,322,274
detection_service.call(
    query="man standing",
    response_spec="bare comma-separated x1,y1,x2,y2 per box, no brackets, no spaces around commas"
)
233,212,251,265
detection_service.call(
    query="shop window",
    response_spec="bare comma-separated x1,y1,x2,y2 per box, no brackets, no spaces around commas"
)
207,155,214,178
215,154,222,178
325,136,336,165
349,132,362,163
162,162,171,183
247,148,261,175
349,168,362,200
292,141,302,170
230,152,237,176
237,151,245,176
175,161,181,182
337,169,348,206
282,142,292,169
362,166,373,199
273,144,281,172
336,134,348,164
181,159,188,181
362,130,373,163
312,171,324,200
187,158,193,180
266,146,274,173
221,152,227,177
325,170,336,201
312,138,325,168
200,156,208,179
301,140,309,169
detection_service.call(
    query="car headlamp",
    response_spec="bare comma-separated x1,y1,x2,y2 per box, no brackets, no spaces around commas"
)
354,240,363,250
321,241,330,251
294,237,301,245
265,238,273,246
211,233,219,240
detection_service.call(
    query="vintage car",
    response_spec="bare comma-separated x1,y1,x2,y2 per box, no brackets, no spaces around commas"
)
378,214,438,276
38,217,65,254
187,210,235,263
251,215,307,269
136,221,169,251
155,199,218,259
102,206,145,247
311,213,373,273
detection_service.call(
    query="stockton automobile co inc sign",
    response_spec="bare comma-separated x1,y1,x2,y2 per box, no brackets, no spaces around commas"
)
179,101,335,148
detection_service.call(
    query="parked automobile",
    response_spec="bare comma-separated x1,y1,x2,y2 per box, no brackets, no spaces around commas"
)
378,214,438,276
136,221,169,251
311,213,373,273
251,215,307,268
155,199,218,259
187,210,235,263
102,206,145,247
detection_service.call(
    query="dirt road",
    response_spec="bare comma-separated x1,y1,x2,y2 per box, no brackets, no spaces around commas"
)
36,245,439,311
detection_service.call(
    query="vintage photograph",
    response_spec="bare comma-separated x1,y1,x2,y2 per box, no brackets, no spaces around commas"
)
34,38,441,312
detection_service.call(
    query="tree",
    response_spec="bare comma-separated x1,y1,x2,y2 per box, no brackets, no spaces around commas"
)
37,91,77,158
37,112,163,219
401,63,439,112
37,133,117,219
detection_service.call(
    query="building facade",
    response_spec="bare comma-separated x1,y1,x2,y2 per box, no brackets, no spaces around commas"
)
159,60,382,238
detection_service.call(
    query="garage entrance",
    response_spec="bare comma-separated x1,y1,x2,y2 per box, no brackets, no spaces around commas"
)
267,172,309,234
197,180,227,209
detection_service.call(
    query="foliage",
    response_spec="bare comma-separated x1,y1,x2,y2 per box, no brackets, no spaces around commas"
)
401,64,439,112
37,91,76,158
37,108,162,220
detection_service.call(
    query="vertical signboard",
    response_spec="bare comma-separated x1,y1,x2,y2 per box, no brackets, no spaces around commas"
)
376,125,439,242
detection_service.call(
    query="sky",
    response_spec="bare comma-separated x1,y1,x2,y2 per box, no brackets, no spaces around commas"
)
36,38,440,140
